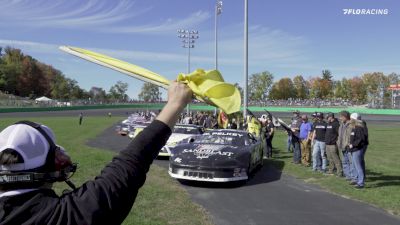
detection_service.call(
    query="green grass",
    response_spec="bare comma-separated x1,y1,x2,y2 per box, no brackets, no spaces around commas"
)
0,117,212,225
269,123,400,215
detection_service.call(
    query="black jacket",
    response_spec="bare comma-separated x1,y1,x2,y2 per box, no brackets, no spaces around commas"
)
0,120,171,225
349,124,366,151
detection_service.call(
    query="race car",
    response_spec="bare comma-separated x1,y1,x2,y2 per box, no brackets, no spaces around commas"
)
168,129,264,182
117,123,131,136
129,124,204,157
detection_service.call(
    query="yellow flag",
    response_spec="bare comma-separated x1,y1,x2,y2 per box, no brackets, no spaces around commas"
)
177,69,241,114
247,116,261,137
60,46,241,114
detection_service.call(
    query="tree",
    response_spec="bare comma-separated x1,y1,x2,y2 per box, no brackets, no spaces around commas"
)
249,71,274,101
89,87,108,102
109,81,129,102
51,73,70,100
308,77,321,98
387,72,399,85
3,47,24,65
269,77,296,100
322,69,333,81
17,56,48,98
0,46,91,100
320,70,333,98
138,83,161,102
361,72,389,105
292,75,308,99
0,47,23,95
308,72,333,99
349,77,367,103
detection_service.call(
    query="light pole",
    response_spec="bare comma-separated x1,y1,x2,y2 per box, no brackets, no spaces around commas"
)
215,0,222,70
215,0,223,116
243,0,248,118
177,29,199,114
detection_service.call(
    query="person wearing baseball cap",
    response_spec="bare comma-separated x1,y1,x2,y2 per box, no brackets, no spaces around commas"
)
348,113,368,189
0,81,192,224
311,112,328,172
350,113,369,179
324,113,343,176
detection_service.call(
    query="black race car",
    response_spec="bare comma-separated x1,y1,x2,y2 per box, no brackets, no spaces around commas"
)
168,129,264,182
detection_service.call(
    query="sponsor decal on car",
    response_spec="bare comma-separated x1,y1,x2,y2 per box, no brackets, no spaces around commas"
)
207,132,244,137
182,145,234,159
174,157,182,163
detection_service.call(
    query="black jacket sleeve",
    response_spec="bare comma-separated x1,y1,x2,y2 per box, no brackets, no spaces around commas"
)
56,120,172,225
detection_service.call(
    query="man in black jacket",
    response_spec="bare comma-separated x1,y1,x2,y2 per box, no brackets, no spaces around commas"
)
324,113,343,176
349,113,368,189
0,81,192,225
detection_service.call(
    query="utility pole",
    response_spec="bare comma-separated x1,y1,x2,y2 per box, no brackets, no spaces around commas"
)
215,0,223,70
243,0,248,118
214,0,223,116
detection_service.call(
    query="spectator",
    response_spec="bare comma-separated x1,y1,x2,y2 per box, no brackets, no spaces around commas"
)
290,111,302,164
325,113,343,176
183,114,193,124
299,115,313,167
230,118,238,129
203,114,212,129
348,114,368,189
311,112,327,172
79,112,83,125
352,113,369,179
265,117,275,158
337,111,356,181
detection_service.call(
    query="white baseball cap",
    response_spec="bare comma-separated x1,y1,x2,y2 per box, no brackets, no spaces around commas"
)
350,113,361,120
0,123,56,171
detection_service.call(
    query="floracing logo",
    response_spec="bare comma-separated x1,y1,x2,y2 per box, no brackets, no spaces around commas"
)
183,145,234,159
343,8,389,15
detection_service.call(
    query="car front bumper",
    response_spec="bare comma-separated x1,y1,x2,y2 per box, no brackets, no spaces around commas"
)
168,165,248,182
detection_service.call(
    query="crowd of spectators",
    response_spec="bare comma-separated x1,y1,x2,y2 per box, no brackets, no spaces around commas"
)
249,98,355,107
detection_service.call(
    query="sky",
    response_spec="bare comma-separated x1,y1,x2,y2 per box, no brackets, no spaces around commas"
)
0,0,399,99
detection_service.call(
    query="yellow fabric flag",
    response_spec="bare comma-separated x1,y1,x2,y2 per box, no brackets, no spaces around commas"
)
60,46,241,114
247,116,261,138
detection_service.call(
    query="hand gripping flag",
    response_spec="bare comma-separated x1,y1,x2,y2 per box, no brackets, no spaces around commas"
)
60,46,241,114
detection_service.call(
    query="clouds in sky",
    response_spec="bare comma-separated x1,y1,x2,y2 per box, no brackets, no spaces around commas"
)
1,0,398,99
0,0,210,34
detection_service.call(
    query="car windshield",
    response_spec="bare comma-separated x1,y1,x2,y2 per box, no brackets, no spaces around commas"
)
193,133,246,146
173,126,202,134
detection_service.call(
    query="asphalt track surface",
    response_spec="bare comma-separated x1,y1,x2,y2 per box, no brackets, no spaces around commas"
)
2,108,400,224
86,122,400,225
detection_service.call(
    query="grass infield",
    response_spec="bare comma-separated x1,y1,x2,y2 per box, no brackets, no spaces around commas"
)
1,116,398,222
0,117,212,225
269,123,400,216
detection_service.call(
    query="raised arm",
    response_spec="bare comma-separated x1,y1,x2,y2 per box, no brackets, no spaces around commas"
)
57,81,192,225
